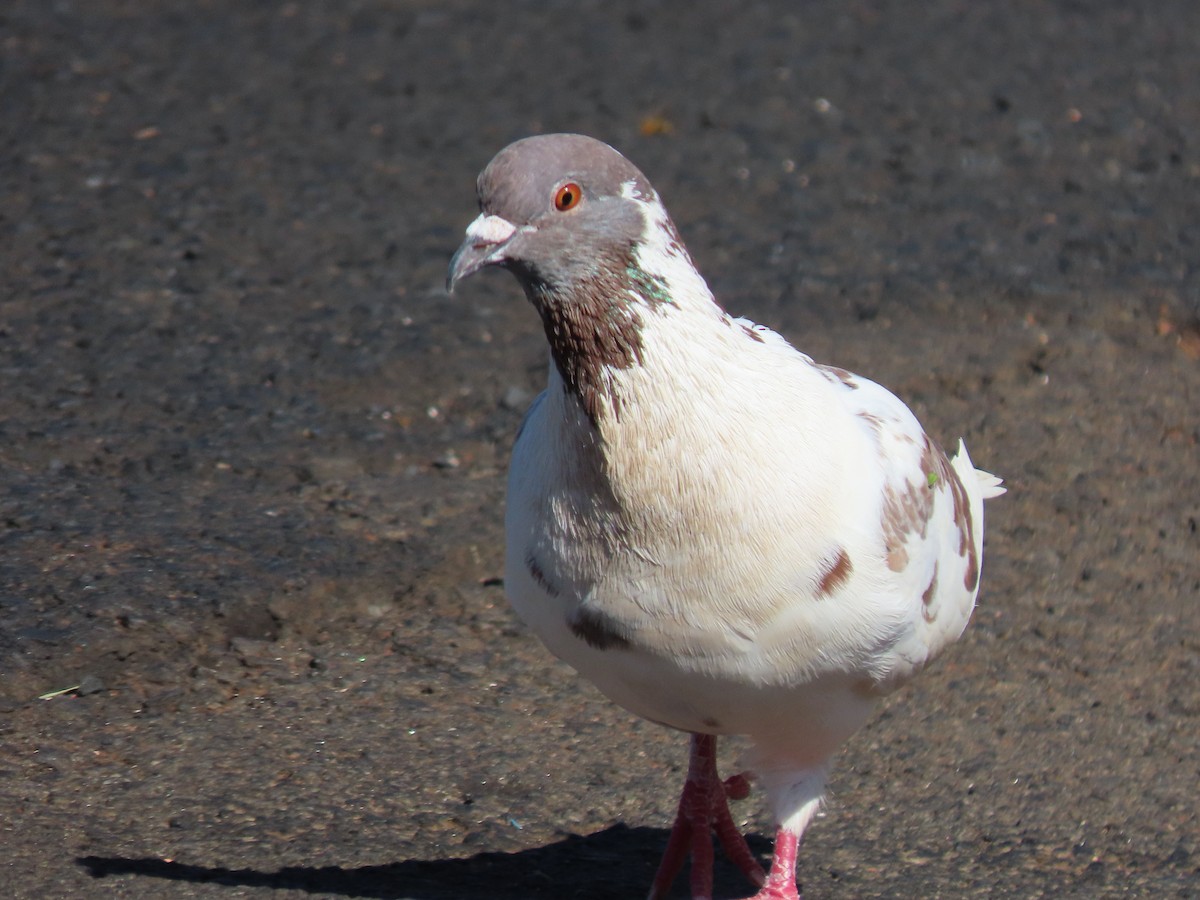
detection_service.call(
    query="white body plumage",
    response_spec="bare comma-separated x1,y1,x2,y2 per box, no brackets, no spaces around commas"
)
503,187,1002,790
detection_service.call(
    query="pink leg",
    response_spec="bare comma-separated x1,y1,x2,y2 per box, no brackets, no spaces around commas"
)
748,827,800,899
647,733,766,900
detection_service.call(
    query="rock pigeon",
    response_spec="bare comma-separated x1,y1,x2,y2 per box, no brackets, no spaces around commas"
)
447,134,1004,900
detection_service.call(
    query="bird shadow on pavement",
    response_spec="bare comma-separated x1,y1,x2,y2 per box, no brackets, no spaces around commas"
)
78,823,773,899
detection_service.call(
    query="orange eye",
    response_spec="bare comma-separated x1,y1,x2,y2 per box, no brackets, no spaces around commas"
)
554,182,582,211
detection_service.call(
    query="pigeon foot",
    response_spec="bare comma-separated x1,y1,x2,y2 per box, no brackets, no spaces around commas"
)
647,733,766,900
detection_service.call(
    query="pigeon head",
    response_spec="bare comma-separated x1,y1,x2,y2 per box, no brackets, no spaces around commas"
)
447,133,658,298
448,134,695,422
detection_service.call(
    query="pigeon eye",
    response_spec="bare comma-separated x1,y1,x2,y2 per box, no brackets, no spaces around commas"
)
554,182,582,211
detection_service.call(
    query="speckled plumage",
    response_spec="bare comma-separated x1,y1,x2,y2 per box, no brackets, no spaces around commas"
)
448,134,1004,900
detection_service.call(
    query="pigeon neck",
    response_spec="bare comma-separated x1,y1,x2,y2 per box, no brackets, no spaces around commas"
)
528,253,668,426
530,200,720,427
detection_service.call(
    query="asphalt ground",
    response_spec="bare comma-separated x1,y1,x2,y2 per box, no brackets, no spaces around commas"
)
1,2,1197,897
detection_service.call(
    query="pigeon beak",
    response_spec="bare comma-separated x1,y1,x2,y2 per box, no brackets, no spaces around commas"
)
447,214,520,292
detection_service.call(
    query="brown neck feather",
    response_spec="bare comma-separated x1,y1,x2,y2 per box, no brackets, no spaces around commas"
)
526,254,671,425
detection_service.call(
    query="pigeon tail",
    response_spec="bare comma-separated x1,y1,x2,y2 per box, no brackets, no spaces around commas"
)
952,438,1006,499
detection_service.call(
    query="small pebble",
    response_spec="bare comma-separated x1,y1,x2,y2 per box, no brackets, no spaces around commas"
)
77,675,105,696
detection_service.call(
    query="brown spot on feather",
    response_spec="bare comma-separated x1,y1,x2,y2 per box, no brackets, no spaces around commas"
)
815,363,859,388
568,606,632,651
881,436,978,577
858,411,884,437
659,217,691,261
525,552,559,598
921,563,939,622
816,547,853,597
930,442,981,591
881,462,935,572
963,552,979,591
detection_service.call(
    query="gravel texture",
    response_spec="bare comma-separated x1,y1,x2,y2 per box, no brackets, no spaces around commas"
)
2,1,1197,897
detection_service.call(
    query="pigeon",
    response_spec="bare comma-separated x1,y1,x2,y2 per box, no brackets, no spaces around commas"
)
447,133,1004,900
